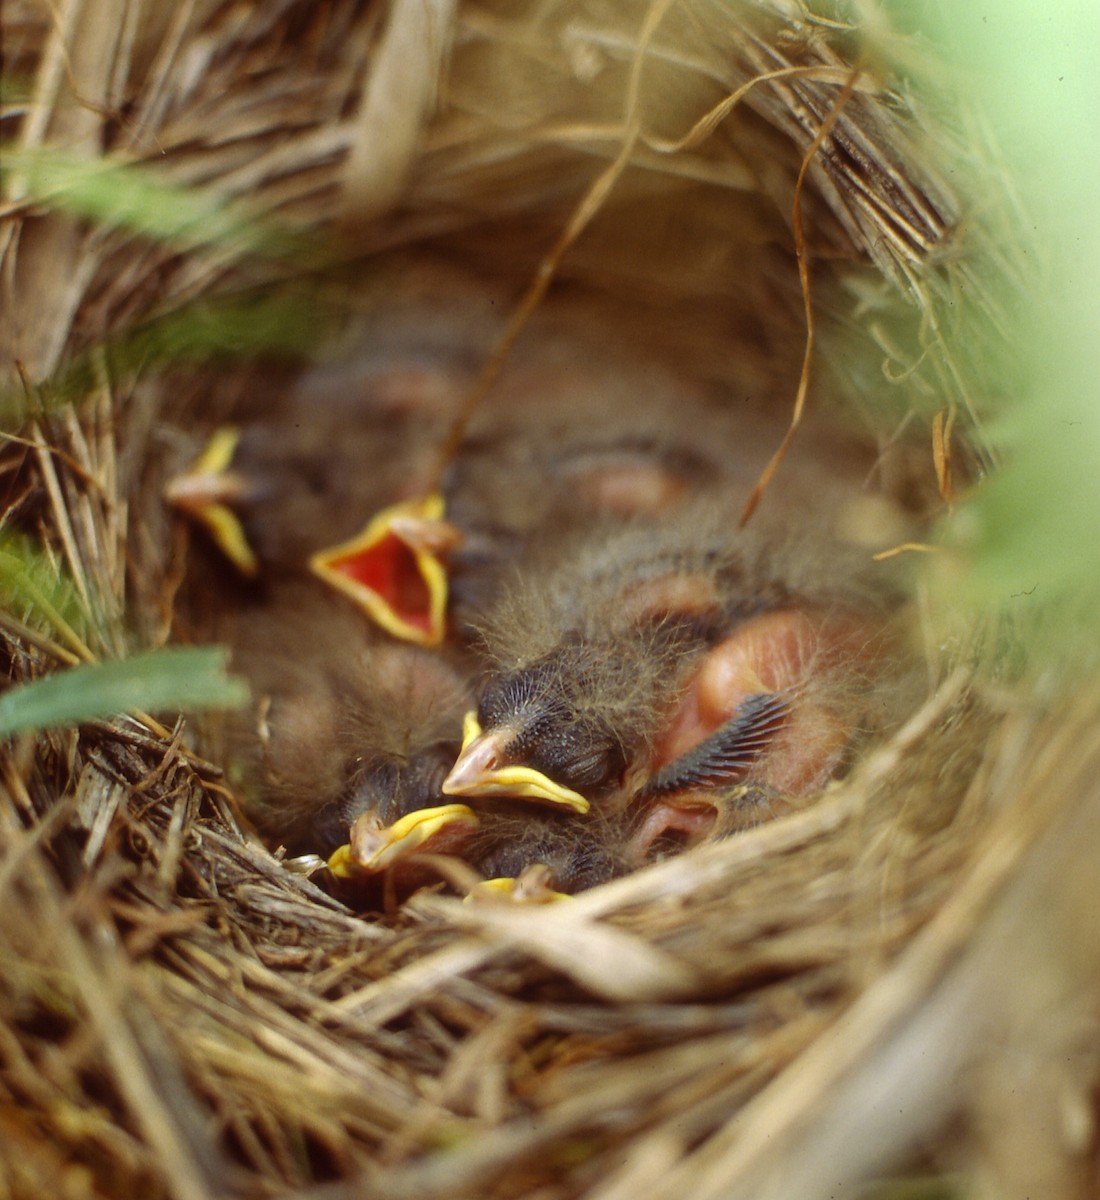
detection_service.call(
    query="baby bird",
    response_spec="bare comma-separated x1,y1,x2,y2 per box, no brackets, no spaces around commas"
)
437,313,765,635
167,265,742,647
443,508,911,861
462,804,630,894
218,581,480,894
171,258,892,656
173,260,920,898
165,337,473,580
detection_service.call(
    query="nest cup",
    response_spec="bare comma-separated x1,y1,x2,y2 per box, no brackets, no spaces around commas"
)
2,4,1098,1200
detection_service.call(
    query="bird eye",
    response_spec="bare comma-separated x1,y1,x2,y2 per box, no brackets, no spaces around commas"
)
480,670,538,723
534,723,626,792
477,664,626,795
340,760,402,823
404,748,454,809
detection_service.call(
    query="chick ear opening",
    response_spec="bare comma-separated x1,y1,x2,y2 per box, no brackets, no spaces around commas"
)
625,800,719,863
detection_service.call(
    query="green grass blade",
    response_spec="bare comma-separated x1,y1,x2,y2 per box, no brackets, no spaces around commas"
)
0,647,248,736
0,536,89,656
1,144,318,262
1,286,330,428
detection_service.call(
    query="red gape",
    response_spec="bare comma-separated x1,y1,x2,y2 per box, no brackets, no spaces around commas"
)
327,529,434,638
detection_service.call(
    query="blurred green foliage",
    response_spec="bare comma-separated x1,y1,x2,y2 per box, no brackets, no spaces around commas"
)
0,533,89,653
857,1173,968,1200
923,2,1100,668
0,142,338,428
0,647,248,736
1,286,330,428
1,534,248,732
1,145,320,261
0,148,313,728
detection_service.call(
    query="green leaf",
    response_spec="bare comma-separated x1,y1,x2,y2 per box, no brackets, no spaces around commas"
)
0,535,88,652
922,3,1100,668
0,144,318,262
0,647,248,736
1,287,330,428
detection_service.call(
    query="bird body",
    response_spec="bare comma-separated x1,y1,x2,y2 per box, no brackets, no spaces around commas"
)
175,263,919,901
443,509,910,872
219,581,472,862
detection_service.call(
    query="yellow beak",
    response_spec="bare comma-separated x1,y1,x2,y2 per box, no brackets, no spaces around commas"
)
441,711,591,814
466,872,572,904
309,492,458,647
326,802,479,878
163,426,260,577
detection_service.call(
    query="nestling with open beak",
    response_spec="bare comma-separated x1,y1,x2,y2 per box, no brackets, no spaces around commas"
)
164,263,511,644
173,261,920,899
443,508,912,862
169,261,891,658
164,332,469,556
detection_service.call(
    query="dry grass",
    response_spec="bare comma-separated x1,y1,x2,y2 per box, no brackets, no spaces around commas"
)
2,3,1097,1199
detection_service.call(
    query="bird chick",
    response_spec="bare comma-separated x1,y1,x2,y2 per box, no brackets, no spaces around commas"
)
165,342,471,580
461,804,629,894
166,269,738,645
219,581,478,894
443,508,912,850
439,278,909,613
438,320,748,634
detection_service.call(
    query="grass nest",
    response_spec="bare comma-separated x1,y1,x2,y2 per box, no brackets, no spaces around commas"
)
2,3,1098,1199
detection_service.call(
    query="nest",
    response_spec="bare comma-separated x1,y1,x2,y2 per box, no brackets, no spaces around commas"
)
2,3,1098,1199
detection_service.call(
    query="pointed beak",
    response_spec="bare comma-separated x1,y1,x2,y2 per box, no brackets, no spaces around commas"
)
441,712,591,814
164,426,260,577
326,802,479,878
309,492,459,647
466,869,572,904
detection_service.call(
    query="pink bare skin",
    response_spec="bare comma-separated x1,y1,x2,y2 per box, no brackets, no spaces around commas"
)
652,607,876,796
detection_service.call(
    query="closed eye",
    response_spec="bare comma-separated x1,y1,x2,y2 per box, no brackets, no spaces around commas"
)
536,723,626,791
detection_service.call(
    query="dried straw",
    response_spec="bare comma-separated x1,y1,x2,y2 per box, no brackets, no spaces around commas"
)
2,3,1095,1199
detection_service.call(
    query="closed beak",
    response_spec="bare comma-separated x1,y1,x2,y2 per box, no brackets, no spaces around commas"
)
441,711,591,814
465,866,572,904
326,802,479,877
